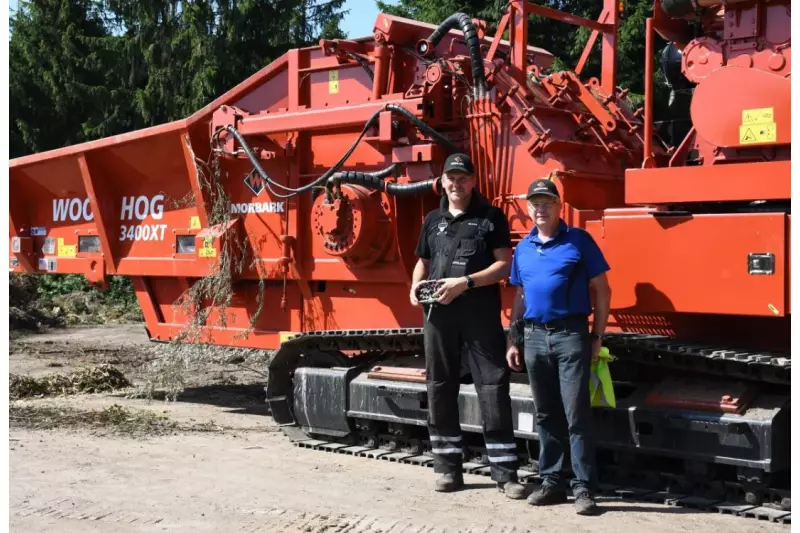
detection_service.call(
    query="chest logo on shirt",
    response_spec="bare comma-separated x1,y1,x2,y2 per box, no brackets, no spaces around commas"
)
437,220,448,234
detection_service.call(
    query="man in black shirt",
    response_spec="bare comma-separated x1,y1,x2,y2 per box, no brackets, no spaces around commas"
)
410,153,524,499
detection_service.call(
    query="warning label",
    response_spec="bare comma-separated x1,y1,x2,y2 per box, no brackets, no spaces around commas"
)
199,235,217,258
190,216,201,230
57,237,77,258
739,107,776,145
742,107,774,125
329,70,339,94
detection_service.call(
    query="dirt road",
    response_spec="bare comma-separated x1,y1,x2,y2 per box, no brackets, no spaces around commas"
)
9,326,789,532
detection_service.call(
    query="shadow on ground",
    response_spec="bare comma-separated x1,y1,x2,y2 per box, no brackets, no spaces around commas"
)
112,383,272,416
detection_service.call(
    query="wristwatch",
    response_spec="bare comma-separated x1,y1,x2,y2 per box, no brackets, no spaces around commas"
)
590,332,602,341
465,275,475,289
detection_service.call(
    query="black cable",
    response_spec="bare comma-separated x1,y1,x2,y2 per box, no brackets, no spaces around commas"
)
345,51,374,81
385,178,438,196
223,111,380,198
426,13,486,97
325,165,400,199
221,102,457,199
384,103,460,154
325,165,438,198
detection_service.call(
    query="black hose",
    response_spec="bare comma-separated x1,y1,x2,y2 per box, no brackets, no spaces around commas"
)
326,167,438,197
223,110,380,198
345,51,374,81
222,102,457,199
385,179,438,196
427,13,486,97
384,103,460,154
325,165,400,195
661,0,697,18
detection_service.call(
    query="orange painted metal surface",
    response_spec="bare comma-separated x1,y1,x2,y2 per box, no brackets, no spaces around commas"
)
690,67,790,149
585,211,787,317
8,1,791,355
626,160,791,204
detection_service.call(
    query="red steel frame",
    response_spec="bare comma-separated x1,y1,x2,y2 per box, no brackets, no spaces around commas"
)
8,1,791,353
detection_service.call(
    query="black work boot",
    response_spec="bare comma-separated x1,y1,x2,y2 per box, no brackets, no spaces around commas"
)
526,484,567,506
573,489,598,515
435,473,464,492
497,480,526,500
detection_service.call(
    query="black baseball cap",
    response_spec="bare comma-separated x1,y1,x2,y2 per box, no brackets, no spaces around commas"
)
526,178,560,200
442,153,474,175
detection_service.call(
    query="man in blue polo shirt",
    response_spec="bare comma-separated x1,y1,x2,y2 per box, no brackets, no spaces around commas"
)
506,178,611,516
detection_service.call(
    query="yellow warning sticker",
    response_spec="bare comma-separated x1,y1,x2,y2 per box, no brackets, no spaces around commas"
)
739,107,776,145
329,70,339,94
742,107,774,125
279,331,296,344
190,216,201,230
57,237,77,257
740,123,776,144
198,235,216,258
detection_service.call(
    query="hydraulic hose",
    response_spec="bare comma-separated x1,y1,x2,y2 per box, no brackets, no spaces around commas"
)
221,102,457,199
384,103,460,154
223,112,379,198
426,13,486,97
326,165,400,194
385,178,438,196
326,164,438,197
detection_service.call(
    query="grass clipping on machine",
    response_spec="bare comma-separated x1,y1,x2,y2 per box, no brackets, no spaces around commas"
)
135,140,271,401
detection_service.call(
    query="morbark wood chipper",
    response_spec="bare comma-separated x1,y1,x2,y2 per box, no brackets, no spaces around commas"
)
8,0,791,518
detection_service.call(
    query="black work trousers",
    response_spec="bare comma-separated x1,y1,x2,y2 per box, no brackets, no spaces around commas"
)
423,294,519,483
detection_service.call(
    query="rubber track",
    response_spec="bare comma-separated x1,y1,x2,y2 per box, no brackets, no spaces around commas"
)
273,330,791,523
278,328,790,385
602,333,790,385
289,436,790,524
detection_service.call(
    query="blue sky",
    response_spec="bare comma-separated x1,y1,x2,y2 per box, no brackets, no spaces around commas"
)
9,0,397,37
341,0,397,39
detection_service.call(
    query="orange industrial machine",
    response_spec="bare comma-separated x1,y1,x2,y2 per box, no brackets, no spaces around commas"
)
9,0,790,519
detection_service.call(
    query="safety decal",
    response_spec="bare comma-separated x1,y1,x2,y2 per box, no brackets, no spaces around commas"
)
739,107,776,145
42,238,56,255
10,257,19,269
31,227,47,236
57,237,77,257
190,216,201,230
38,258,57,272
329,70,339,94
199,235,217,258
517,412,534,433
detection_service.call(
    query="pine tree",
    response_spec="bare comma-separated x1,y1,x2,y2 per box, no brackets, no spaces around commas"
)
10,0,119,156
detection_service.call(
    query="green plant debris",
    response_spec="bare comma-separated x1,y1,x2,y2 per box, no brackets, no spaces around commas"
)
130,344,273,402
9,364,132,400
136,141,270,401
9,404,177,438
9,273,142,333
9,404,280,438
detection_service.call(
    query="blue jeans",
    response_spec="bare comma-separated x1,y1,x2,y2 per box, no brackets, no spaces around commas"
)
523,323,596,493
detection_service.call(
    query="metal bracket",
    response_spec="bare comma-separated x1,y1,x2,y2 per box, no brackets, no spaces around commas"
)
748,253,775,275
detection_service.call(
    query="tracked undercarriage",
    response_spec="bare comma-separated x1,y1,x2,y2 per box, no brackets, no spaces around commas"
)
265,329,791,522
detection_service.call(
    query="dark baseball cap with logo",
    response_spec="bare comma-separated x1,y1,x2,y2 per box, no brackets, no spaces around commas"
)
442,152,475,175
526,178,560,200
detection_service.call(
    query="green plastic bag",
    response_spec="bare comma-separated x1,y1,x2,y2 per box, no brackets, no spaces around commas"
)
589,346,616,408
